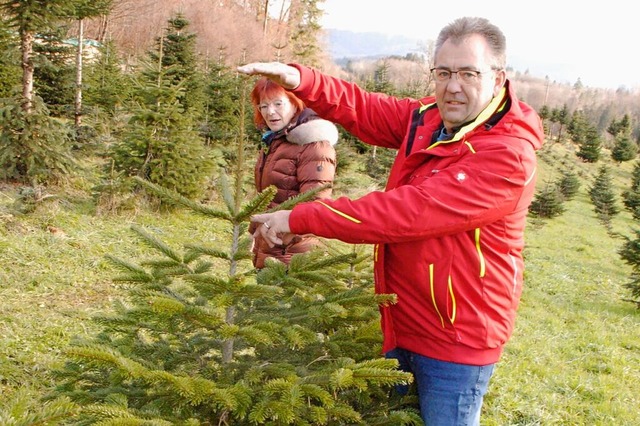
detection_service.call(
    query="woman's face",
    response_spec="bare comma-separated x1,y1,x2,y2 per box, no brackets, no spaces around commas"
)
259,95,297,132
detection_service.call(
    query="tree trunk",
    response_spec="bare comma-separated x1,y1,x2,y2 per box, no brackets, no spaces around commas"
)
75,19,85,127
262,0,269,35
20,30,35,113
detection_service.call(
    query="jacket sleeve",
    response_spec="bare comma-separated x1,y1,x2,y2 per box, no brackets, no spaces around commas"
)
297,140,336,199
290,64,419,150
289,139,537,244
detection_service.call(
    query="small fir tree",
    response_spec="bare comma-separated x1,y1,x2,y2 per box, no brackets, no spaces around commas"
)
146,13,205,116
622,160,640,220
529,180,565,219
589,165,620,225
576,125,602,163
557,167,581,201
105,30,215,201
32,26,76,117
50,79,420,424
83,39,130,116
618,229,640,307
611,132,638,163
607,114,632,138
0,22,20,97
202,53,250,148
0,96,76,183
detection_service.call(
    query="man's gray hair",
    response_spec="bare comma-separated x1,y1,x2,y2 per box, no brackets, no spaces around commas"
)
435,17,507,69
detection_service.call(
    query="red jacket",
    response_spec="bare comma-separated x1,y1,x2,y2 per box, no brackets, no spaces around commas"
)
252,108,338,268
287,65,544,365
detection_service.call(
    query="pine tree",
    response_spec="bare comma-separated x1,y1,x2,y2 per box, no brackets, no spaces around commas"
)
107,67,215,201
202,52,251,148
50,78,420,425
622,160,640,220
83,39,130,116
0,96,76,184
288,0,324,66
529,180,565,219
589,165,620,225
0,21,20,97
32,26,76,117
619,228,640,306
611,132,638,163
576,125,602,163
147,13,205,116
104,21,215,201
557,167,581,201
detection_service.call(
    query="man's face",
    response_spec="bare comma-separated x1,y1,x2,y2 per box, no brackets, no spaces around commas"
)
433,34,506,132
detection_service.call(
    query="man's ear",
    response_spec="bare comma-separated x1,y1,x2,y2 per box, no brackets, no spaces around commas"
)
493,69,507,97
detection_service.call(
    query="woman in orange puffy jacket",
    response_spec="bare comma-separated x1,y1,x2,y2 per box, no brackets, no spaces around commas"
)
249,78,338,269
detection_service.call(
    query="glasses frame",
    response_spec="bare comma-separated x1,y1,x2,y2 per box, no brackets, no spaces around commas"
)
430,67,499,84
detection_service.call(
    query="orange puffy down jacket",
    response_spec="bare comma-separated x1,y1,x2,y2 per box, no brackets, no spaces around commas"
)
251,108,338,268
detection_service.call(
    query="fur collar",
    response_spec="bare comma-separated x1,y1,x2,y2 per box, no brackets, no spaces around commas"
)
286,118,339,146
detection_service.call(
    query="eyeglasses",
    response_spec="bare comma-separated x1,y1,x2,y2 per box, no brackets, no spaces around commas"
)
430,68,495,84
259,98,290,112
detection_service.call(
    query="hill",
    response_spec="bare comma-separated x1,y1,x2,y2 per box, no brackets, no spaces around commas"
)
0,138,639,423
322,29,424,60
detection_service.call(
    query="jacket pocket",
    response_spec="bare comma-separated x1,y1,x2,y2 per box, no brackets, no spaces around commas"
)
427,262,457,330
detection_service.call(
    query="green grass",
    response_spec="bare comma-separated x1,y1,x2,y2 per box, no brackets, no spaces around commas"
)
1,142,639,424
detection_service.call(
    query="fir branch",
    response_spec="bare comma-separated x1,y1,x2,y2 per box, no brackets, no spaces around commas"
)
104,254,154,283
133,176,231,220
234,185,277,223
184,244,230,261
0,393,78,426
130,224,182,263
218,170,236,214
270,183,332,212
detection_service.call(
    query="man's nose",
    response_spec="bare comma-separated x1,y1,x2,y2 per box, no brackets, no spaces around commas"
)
445,78,463,92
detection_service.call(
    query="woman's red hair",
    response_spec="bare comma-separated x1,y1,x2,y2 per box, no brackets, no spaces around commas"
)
250,78,305,129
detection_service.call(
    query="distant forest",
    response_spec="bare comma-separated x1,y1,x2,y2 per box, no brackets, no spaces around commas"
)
1,0,639,158
91,0,640,143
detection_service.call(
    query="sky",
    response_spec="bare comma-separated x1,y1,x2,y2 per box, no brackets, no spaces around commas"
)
318,0,639,90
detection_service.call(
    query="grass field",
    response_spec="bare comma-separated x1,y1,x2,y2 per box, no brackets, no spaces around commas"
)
1,141,639,424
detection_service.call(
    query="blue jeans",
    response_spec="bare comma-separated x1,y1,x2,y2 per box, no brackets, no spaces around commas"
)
386,348,495,426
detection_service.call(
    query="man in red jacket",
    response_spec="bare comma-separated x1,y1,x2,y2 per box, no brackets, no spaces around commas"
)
239,16,544,426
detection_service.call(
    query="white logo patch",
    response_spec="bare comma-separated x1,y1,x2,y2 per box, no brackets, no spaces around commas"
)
456,172,467,182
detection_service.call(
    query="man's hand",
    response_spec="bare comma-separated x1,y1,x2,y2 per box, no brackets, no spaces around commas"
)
237,62,301,90
251,210,293,248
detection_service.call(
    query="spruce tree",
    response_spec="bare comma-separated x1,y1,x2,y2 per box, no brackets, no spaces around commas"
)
0,21,20,97
105,24,215,201
611,132,638,163
50,78,420,425
619,229,640,306
83,39,131,116
557,167,581,201
0,96,76,184
622,160,640,220
529,180,565,219
202,53,251,148
32,26,76,117
576,125,602,163
147,13,205,116
589,165,620,225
